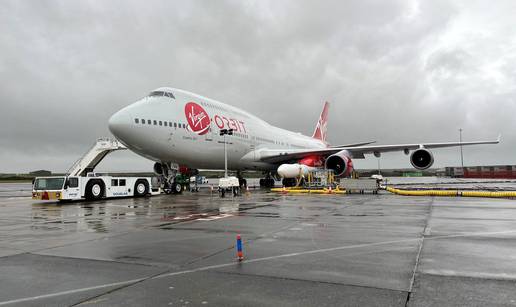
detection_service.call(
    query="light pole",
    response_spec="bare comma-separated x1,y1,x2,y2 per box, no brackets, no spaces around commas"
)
459,128,464,169
219,129,233,178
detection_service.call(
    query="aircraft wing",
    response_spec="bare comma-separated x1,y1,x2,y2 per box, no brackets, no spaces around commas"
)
257,135,501,164
329,141,376,148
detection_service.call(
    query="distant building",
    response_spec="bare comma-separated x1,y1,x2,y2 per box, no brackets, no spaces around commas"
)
29,170,52,176
402,171,423,177
445,165,516,179
435,168,447,177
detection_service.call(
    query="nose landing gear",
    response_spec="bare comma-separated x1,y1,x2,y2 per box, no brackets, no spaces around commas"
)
155,162,185,194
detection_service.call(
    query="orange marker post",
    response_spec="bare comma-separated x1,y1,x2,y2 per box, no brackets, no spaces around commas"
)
236,234,244,261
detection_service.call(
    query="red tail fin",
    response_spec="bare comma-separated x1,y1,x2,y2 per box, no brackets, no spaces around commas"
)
312,102,329,142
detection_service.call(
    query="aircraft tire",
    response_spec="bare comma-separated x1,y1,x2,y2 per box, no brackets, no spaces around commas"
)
282,178,296,187
239,178,247,188
173,182,183,194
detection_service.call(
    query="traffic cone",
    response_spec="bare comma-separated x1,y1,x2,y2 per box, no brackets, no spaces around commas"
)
236,234,244,261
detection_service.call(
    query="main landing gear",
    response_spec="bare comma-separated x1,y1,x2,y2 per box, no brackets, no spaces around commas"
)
236,171,247,190
281,178,297,188
259,173,275,188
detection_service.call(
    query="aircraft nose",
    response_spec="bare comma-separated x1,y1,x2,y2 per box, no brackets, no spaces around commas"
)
108,108,132,138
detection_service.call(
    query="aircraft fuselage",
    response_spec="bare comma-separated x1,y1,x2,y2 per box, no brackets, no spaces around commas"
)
108,88,326,171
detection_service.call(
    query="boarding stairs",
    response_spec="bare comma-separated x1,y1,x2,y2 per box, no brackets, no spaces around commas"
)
67,138,127,176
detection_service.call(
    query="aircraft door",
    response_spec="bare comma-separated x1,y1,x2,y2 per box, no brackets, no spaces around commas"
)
250,135,256,160
204,121,215,142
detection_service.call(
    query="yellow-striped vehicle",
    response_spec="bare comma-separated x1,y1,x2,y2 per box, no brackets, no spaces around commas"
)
32,174,159,201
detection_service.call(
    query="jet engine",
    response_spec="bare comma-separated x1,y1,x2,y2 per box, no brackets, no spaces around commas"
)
153,162,164,175
325,150,354,177
410,148,434,170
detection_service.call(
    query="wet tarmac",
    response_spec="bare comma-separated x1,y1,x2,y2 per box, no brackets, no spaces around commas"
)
1,179,516,306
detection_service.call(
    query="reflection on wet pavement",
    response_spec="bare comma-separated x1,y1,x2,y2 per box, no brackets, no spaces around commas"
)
23,189,283,235
2,179,516,306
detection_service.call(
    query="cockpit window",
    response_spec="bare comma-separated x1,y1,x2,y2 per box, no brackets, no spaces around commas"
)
148,91,175,99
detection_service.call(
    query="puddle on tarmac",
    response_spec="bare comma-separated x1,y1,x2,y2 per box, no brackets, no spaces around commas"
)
26,192,282,234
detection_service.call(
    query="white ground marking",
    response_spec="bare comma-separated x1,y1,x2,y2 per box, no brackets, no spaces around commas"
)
0,278,145,306
1,229,516,305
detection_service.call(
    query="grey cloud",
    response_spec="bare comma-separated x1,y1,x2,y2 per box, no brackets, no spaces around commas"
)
0,0,514,173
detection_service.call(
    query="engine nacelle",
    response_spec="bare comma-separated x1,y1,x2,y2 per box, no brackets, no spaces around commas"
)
410,148,434,170
153,162,164,175
325,150,354,177
277,163,311,178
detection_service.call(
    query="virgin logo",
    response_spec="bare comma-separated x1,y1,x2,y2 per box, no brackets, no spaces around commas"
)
185,102,210,135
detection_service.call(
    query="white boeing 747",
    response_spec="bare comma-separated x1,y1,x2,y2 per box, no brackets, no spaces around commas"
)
108,87,500,191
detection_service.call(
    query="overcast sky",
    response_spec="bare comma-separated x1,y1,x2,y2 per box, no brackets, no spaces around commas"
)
1,0,515,173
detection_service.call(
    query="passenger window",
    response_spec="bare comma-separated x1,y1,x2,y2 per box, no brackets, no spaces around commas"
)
119,179,126,186
153,120,157,125
68,177,79,188
147,119,151,124
174,123,177,128
164,122,168,127
169,122,172,127
183,124,186,129
111,179,118,186
135,118,139,124
159,121,163,126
